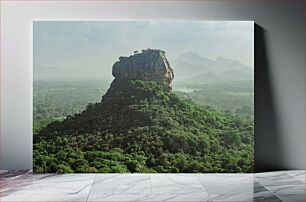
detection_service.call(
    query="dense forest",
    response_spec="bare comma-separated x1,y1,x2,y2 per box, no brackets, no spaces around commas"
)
33,80,254,173
33,80,109,134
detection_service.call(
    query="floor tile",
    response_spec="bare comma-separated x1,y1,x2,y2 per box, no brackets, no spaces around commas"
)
275,194,306,202
150,174,207,195
88,194,211,202
286,170,306,183
197,174,255,195
90,174,151,195
255,171,300,181
210,194,282,202
0,170,30,176
253,181,274,194
1,172,41,196
256,173,305,195
1,173,96,196
252,194,283,202
1,170,306,202
1,194,88,202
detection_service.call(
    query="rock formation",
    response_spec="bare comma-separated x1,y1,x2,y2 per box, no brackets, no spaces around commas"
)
104,49,174,98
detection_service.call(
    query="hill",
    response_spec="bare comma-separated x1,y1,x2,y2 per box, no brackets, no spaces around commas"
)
33,49,254,173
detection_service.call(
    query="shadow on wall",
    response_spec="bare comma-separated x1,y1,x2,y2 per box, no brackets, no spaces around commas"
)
254,24,284,172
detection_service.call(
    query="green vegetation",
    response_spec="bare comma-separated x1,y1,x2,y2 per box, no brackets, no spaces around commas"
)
33,80,109,134
33,80,254,173
174,80,254,119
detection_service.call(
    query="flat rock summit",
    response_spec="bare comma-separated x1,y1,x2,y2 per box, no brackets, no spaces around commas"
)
105,49,174,98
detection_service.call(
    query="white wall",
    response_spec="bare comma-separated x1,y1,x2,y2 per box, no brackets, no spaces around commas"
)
1,0,304,171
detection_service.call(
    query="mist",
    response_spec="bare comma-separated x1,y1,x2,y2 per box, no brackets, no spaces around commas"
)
33,21,254,81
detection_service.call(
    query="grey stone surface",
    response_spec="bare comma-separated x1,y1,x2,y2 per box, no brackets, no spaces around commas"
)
111,49,174,91
0,170,305,201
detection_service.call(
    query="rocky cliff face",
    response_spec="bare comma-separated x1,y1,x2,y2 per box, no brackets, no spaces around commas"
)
104,49,174,98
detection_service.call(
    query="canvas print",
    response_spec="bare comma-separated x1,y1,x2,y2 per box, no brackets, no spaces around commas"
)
33,21,254,173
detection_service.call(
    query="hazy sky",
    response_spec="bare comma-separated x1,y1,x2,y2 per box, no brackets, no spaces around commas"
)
34,21,254,79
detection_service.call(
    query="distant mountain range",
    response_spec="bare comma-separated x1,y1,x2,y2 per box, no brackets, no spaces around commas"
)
34,52,253,83
172,52,253,83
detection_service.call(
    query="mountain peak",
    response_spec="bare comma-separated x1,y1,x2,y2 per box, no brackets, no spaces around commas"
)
111,49,174,91
216,56,237,62
216,56,224,61
104,49,174,99
181,51,199,56
216,56,248,68
178,52,206,60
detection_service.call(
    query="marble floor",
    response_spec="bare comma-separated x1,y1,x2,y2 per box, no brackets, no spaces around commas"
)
0,170,305,202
